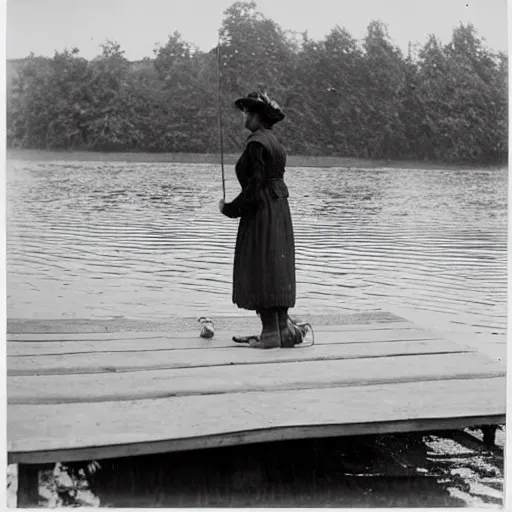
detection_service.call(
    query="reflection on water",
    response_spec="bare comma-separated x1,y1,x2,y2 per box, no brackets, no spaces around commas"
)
7,160,507,336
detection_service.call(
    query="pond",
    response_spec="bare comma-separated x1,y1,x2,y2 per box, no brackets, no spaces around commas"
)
7,159,507,339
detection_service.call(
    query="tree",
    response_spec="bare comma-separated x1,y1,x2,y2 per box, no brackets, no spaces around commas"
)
84,41,135,150
152,32,216,152
9,48,93,149
415,24,508,163
359,21,408,159
445,24,508,162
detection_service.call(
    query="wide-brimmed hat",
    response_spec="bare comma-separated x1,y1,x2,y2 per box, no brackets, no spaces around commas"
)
234,91,285,126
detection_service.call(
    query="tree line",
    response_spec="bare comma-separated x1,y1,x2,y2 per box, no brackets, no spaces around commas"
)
7,0,508,164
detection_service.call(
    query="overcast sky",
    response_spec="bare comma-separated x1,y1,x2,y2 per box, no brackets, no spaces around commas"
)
7,0,508,60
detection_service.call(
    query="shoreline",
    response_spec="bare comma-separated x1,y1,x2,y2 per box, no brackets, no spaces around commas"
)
7,149,504,170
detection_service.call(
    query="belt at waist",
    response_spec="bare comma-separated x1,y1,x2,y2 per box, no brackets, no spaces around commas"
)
263,177,285,186
264,179,289,199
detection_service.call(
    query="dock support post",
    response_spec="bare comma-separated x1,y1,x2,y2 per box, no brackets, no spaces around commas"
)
481,425,497,447
17,464,40,508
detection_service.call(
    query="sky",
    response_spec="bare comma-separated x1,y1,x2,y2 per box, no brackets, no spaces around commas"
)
6,0,509,60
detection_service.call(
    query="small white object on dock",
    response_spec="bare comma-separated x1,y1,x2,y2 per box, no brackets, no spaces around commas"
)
198,317,215,339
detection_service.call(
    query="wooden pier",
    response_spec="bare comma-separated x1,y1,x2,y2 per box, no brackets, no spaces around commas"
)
7,312,506,506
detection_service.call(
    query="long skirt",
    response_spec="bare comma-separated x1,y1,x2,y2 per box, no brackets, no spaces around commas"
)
232,188,296,310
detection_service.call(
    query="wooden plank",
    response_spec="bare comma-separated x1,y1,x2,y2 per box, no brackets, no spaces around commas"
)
8,377,506,464
7,339,471,376
7,321,415,342
6,311,404,334
8,351,504,404
8,327,439,357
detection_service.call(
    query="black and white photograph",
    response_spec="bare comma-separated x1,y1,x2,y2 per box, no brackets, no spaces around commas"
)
5,0,508,507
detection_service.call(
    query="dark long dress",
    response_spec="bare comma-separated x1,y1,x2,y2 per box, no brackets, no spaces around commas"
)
222,128,296,311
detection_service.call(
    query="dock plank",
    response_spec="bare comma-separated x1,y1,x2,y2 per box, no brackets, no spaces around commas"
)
7,339,471,376
6,311,403,334
8,377,506,464
7,327,438,356
7,321,416,342
8,351,504,404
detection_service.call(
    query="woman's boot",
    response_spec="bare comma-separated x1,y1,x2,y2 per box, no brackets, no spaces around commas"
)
249,309,281,349
277,308,304,348
233,310,262,344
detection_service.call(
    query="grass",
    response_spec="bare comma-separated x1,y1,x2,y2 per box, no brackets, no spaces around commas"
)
6,148,497,170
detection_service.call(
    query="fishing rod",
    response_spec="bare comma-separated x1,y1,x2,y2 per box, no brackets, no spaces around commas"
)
216,33,226,201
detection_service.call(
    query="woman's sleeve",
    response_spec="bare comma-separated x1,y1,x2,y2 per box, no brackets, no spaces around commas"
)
222,142,266,218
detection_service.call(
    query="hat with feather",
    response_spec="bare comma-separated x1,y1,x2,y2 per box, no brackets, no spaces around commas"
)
234,90,285,126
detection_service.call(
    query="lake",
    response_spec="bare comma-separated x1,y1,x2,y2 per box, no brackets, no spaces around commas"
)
7,159,508,340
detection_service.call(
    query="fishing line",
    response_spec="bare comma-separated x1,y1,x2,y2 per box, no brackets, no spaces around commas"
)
216,33,226,201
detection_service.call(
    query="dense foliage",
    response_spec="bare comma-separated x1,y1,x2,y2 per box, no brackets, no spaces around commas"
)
7,0,508,163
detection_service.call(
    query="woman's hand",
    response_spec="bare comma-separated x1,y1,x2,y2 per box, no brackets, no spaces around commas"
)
218,199,225,214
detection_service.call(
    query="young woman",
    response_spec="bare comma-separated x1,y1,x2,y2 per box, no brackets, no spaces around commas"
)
219,91,303,349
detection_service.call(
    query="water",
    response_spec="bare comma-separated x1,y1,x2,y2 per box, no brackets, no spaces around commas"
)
7,159,508,337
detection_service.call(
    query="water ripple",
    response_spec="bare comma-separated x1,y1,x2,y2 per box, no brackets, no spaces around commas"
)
7,160,507,334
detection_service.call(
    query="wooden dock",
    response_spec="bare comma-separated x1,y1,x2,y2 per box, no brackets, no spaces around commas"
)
7,312,505,505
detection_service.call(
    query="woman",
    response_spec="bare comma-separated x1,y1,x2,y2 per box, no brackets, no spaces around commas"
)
219,91,303,349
